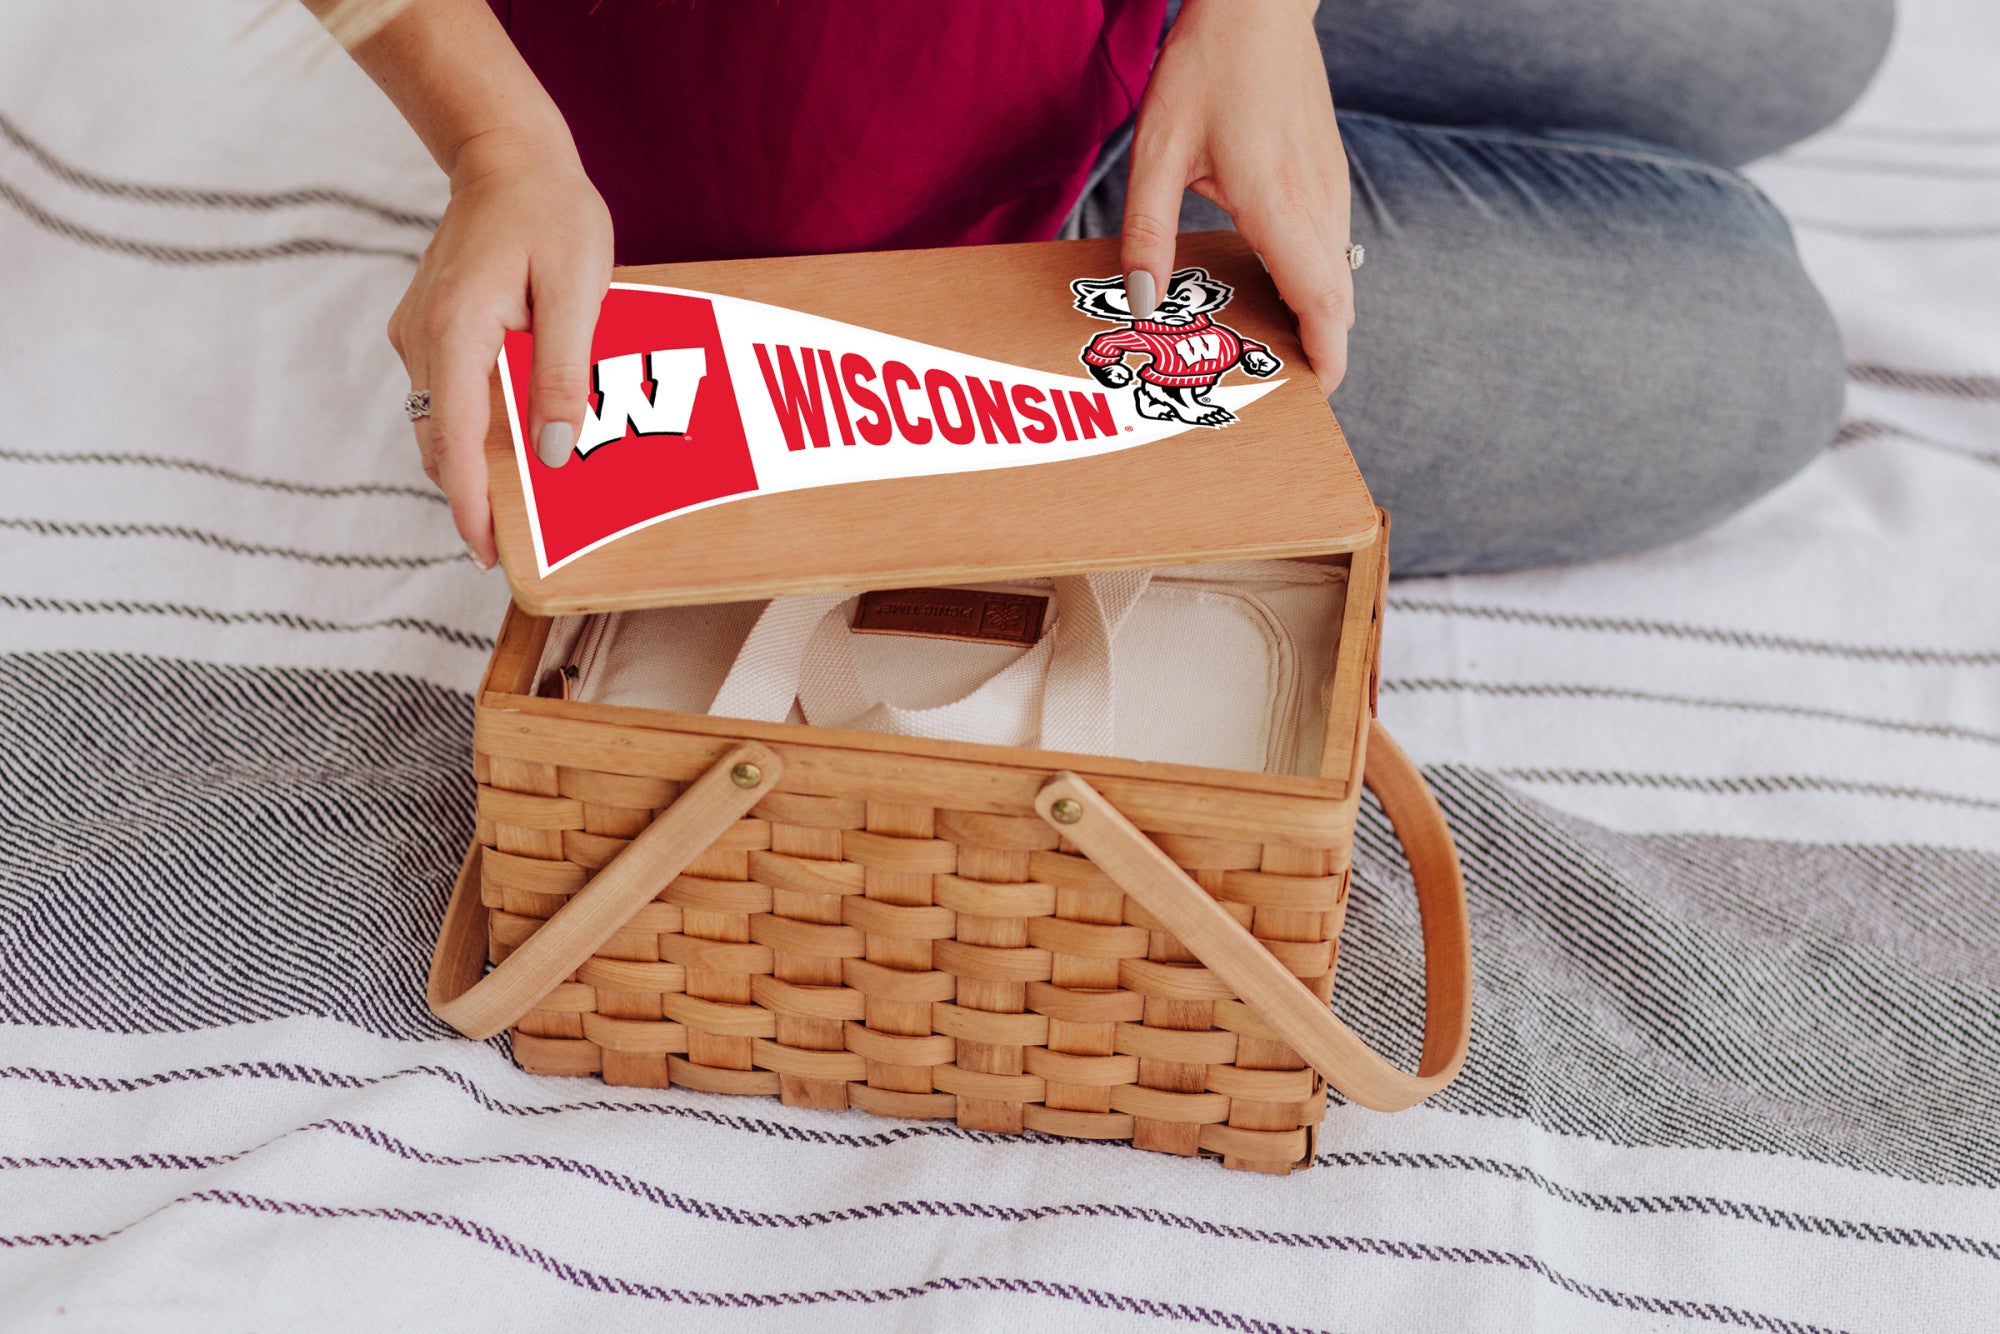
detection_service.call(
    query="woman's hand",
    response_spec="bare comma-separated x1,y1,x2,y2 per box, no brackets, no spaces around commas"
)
1121,0,1352,395
309,0,610,567
388,130,612,566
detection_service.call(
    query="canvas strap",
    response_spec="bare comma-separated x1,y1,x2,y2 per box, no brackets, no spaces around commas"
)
705,571,1152,755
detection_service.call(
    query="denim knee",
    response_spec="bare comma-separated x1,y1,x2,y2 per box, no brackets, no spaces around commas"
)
1073,120,1846,576
1324,124,1845,575
1707,0,1896,165
1319,0,1896,168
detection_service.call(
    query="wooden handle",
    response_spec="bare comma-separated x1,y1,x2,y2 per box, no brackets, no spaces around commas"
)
1033,720,1471,1112
427,742,783,1041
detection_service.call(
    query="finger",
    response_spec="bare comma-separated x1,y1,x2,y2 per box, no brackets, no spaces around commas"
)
387,286,413,364
390,306,442,490
414,413,440,488
1119,126,1192,319
429,319,501,569
525,264,604,469
387,278,443,485
1239,199,1351,396
401,335,442,488
1319,154,1357,336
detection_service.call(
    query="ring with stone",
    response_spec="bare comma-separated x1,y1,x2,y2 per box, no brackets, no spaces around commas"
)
404,389,432,421
1346,244,1365,271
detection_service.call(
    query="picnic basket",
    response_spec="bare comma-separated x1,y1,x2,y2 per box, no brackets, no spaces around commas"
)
426,232,1472,1175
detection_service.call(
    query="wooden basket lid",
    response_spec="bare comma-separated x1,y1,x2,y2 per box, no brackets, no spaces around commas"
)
484,231,1376,615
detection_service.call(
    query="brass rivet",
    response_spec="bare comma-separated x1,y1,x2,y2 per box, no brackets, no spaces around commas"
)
1049,798,1083,825
731,762,763,789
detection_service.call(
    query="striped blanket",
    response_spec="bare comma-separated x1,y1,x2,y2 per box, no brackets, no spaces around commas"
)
4,2,1996,1330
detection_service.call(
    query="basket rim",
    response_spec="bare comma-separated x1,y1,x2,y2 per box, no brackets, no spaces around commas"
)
479,687,1360,805
476,521,1389,812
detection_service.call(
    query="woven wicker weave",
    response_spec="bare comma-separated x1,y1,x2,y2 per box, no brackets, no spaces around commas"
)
430,524,1471,1176
478,778,1347,1171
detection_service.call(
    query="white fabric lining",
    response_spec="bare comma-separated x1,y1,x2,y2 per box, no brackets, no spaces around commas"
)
536,560,1347,775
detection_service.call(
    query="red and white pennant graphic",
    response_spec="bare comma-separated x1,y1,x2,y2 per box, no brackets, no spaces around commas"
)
498,283,1282,574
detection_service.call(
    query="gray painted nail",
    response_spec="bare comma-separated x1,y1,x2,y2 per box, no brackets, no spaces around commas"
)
536,421,575,468
1124,269,1157,319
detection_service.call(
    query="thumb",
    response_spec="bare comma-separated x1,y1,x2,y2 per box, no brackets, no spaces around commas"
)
1119,137,1189,319
526,273,603,469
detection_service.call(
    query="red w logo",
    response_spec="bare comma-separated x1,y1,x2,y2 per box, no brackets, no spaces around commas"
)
577,347,708,456
1172,333,1221,364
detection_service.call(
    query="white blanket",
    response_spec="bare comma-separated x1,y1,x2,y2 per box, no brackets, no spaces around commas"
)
3,3,1997,1332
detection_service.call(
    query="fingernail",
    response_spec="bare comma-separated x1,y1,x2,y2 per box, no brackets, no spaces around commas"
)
1124,270,1157,319
465,543,494,570
536,421,574,468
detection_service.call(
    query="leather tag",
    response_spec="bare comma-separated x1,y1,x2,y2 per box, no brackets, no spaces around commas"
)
852,587,1049,646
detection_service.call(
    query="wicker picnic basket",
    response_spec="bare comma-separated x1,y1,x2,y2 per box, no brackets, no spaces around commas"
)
426,233,1472,1175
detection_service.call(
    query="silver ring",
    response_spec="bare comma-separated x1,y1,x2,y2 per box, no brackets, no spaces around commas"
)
1346,244,1365,271
404,390,431,421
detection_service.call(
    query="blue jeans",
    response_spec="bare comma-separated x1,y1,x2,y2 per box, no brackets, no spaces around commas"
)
1071,0,1894,575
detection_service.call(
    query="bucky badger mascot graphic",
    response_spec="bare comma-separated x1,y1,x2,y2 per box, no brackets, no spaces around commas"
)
1072,267,1281,428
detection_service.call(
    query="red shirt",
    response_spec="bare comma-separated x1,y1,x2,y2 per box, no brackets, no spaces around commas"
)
1082,314,1267,387
490,2,1168,265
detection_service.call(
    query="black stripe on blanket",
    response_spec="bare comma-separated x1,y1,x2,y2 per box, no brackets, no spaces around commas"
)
4,1188,1848,1334
0,446,449,504
12,1110,1998,1266
0,652,470,1040
1387,597,2000,667
1834,418,2000,467
0,514,463,568
1496,767,2000,813
0,107,440,229
5,651,1999,1187
1381,676,2000,747
1345,767,2000,1186
0,177,422,265
1848,362,2000,400
0,593,492,651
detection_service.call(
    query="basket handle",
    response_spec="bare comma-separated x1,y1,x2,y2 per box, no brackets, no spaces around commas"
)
1033,719,1471,1112
427,742,782,1041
